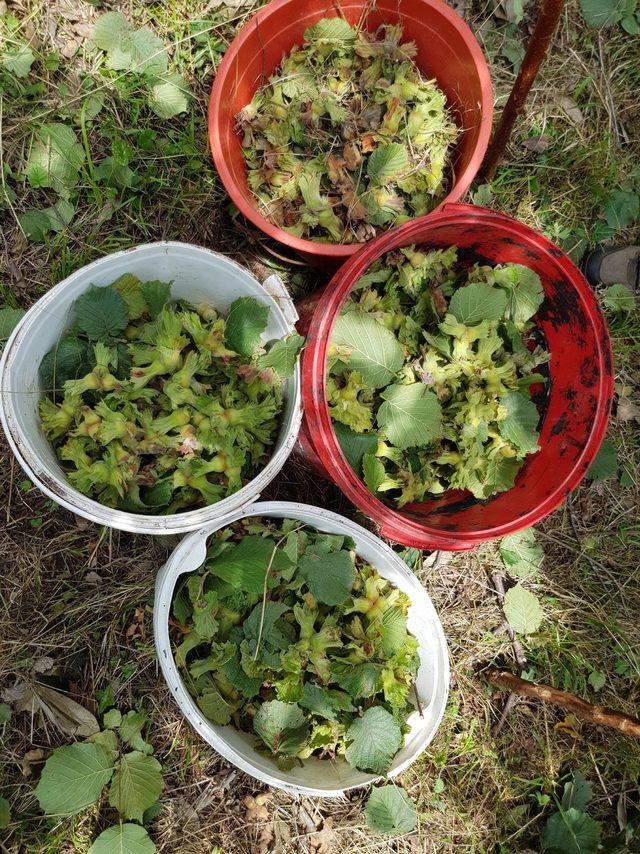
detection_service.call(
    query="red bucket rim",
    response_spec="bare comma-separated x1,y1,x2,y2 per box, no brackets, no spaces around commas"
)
208,0,493,263
300,203,614,548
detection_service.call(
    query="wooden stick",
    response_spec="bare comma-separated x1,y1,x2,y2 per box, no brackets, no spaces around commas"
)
486,667,640,739
481,0,567,181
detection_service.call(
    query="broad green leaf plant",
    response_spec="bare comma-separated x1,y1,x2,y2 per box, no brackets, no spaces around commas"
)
328,246,549,507
37,277,303,513
34,708,162,853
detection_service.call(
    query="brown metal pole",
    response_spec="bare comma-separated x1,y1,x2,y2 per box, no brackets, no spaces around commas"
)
481,0,566,181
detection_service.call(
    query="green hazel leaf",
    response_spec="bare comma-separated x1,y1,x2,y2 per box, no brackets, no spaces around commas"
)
192,590,219,639
40,338,93,394
143,801,162,823
197,689,231,725
467,456,521,499
44,199,75,231
586,439,617,481
502,584,543,635
143,478,174,508
381,607,408,657
111,274,147,320
243,601,289,652
139,280,172,319
345,706,402,774
87,729,120,761
604,189,639,229
224,297,270,357
562,772,593,812
18,210,53,242
93,11,132,51
498,392,540,454
103,708,122,729
206,536,291,594
335,662,381,698
365,785,417,835
299,683,340,721
495,265,545,324
331,311,404,389
74,286,129,340
0,307,25,343
81,91,105,121
119,710,153,755
499,528,544,579
223,655,263,699
304,17,356,43
253,700,309,756
541,808,601,853
333,423,378,473
108,752,164,823
0,796,11,830
603,283,635,313
129,27,168,77
148,72,191,120
257,333,305,379
449,282,508,325
588,671,606,691
35,743,115,816
579,0,622,26
94,157,140,190
367,143,409,185
363,453,386,492
88,823,156,854
298,548,356,606
25,123,85,195
3,44,35,78
377,383,443,450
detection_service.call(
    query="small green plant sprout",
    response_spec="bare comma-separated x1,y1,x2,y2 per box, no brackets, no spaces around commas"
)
238,19,458,243
170,518,420,774
37,277,304,513
34,707,162,853
92,12,191,119
328,246,549,507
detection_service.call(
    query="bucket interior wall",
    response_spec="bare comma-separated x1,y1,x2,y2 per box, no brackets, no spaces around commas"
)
214,0,487,222
365,223,612,536
3,245,298,515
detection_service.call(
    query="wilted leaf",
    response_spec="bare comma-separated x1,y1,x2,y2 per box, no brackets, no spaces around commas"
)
522,134,552,153
15,683,99,738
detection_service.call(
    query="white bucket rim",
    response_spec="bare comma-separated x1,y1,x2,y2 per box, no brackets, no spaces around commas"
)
153,500,450,797
0,242,302,535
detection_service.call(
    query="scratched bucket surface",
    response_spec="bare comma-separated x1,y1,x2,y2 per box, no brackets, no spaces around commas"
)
296,204,614,550
153,501,450,796
0,242,302,535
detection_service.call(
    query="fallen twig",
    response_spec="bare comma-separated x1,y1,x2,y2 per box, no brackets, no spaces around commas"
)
486,667,640,739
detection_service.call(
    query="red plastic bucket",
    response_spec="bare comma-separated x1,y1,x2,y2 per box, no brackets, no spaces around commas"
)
296,203,614,550
209,0,492,267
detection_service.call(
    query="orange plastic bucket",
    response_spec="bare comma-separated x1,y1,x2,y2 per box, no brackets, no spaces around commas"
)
209,0,493,266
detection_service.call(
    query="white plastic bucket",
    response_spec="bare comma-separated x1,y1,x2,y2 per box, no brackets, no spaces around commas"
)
0,243,302,535
153,501,450,796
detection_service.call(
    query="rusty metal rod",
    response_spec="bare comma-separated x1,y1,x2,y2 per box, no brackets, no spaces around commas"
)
481,0,567,181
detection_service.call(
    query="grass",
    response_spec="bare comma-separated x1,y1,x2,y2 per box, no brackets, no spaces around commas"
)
1,0,639,851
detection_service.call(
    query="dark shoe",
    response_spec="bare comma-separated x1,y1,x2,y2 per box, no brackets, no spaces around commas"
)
581,246,640,290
